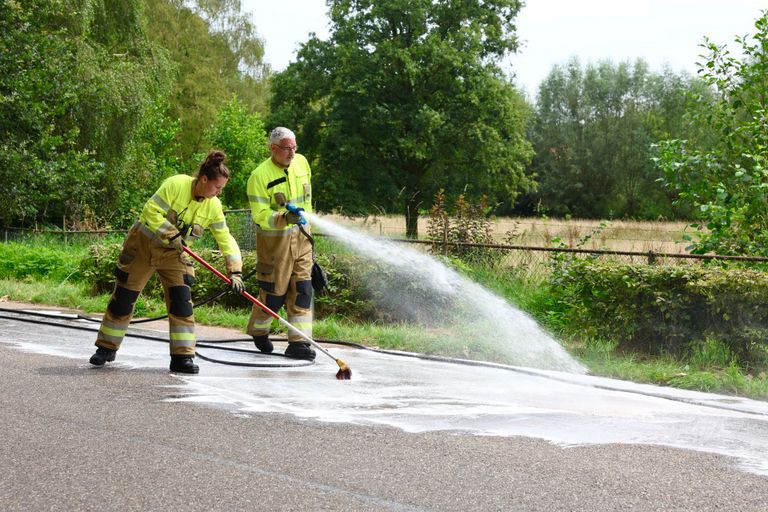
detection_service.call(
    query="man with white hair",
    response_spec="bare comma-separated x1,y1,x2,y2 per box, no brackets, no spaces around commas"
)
245,127,316,360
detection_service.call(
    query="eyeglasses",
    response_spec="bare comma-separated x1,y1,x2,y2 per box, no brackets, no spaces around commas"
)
274,144,298,152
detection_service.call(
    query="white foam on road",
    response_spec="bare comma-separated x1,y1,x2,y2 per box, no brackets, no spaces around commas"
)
2,312,768,477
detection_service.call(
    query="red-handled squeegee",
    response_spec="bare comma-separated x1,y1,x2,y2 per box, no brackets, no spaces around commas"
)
183,246,352,380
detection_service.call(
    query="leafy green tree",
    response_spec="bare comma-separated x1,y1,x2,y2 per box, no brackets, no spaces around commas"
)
191,0,269,78
116,98,183,224
204,96,269,209
0,0,93,226
269,0,534,238
655,10,768,255
526,58,709,219
72,0,179,227
0,0,177,228
143,0,269,161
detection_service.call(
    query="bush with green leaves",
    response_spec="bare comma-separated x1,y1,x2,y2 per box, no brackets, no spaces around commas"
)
311,252,379,321
549,258,768,369
75,238,374,320
655,11,768,255
0,242,82,282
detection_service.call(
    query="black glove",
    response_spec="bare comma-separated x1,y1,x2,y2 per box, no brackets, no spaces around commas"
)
229,272,245,294
284,211,303,225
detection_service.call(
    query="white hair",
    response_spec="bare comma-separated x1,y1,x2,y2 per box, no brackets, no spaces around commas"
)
269,127,296,144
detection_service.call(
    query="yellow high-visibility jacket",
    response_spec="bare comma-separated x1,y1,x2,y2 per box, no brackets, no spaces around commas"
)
139,174,242,273
247,154,312,231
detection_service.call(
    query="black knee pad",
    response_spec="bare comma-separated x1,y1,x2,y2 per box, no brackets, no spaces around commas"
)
107,285,140,317
168,285,193,317
295,280,313,309
113,267,129,284
257,279,275,293
265,292,286,312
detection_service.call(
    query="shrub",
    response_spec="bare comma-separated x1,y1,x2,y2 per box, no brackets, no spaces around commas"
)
550,258,768,367
312,252,379,321
76,239,378,321
78,243,258,309
0,242,82,282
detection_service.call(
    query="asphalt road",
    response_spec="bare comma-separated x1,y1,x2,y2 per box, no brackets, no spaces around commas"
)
1,343,767,511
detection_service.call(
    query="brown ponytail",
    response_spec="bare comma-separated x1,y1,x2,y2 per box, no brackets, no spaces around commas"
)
198,149,230,180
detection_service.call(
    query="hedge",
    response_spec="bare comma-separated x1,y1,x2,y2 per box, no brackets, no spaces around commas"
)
550,258,768,365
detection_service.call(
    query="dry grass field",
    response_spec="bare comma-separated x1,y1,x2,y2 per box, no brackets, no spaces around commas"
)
319,214,693,254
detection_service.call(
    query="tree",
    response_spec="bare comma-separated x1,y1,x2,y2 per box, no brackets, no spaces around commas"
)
73,0,180,226
269,0,534,238
655,10,768,255
0,0,271,228
0,0,178,228
143,0,270,161
0,0,89,226
526,57,710,219
204,96,269,209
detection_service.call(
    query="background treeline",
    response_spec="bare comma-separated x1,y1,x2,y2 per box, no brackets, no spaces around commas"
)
2,0,765,248
519,58,713,220
1,0,269,229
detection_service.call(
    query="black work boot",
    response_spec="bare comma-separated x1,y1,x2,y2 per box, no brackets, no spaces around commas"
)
284,342,316,361
169,355,199,374
89,346,116,366
252,334,274,354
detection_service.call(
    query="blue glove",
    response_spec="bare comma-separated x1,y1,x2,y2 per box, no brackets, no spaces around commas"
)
284,203,307,225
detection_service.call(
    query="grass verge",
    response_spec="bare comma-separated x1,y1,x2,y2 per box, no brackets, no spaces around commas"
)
1,241,766,400
461,264,768,400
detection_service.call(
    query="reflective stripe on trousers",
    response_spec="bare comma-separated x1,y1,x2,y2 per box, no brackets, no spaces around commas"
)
247,228,313,341
95,225,197,356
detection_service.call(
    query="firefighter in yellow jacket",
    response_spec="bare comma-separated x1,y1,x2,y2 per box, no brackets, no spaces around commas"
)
246,127,315,360
89,150,244,374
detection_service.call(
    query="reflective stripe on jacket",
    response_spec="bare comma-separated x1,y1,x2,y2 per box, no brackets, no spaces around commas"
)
247,154,312,231
139,174,242,273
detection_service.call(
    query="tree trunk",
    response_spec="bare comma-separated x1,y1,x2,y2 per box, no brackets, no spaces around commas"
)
405,190,422,239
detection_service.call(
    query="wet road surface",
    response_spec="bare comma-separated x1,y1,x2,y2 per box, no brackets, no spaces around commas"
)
0,305,767,510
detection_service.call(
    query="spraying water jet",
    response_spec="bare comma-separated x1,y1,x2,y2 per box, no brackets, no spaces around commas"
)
308,213,586,374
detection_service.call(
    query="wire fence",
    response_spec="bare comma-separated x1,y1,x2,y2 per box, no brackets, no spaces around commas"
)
4,211,768,277
316,213,697,254
0,227,126,246
217,210,768,273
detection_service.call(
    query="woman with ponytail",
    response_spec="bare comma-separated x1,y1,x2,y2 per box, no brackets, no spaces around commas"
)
88,150,244,374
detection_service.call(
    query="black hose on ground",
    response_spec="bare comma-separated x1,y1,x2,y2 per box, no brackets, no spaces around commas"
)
3,308,765,417
0,307,311,368
0,307,549,374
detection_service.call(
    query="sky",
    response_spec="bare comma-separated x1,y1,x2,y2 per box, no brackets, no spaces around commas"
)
243,0,766,96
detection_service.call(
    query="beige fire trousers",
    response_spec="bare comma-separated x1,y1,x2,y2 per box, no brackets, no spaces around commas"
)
95,224,197,356
247,226,313,342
